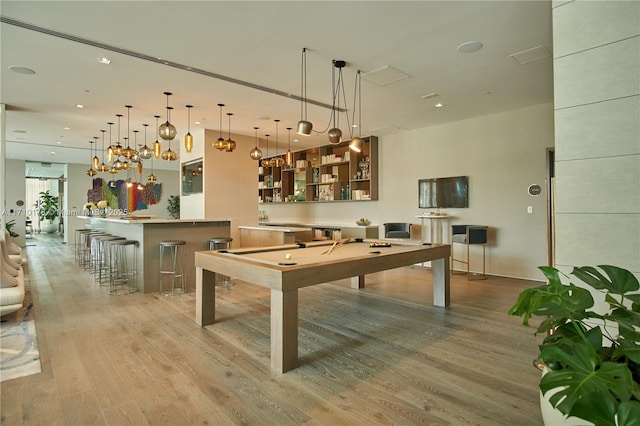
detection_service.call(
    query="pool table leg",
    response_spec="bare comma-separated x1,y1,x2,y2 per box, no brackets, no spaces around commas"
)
271,289,298,373
196,267,216,326
432,257,450,307
350,275,365,289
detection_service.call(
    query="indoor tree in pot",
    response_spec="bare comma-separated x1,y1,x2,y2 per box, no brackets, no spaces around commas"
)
509,265,640,426
37,190,60,233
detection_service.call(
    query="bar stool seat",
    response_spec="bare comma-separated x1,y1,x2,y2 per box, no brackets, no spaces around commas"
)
160,240,186,295
94,235,125,285
209,237,233,287
108,239,139,295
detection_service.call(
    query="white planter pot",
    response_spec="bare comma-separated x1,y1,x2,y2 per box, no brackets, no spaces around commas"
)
41,222,58,234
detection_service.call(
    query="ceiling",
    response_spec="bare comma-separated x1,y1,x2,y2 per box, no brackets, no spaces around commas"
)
1,1,553,170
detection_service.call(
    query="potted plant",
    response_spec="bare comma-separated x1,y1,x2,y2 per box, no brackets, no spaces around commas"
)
509,265,640,426
37,190,60,233
167,195,180,219
5,219,19,238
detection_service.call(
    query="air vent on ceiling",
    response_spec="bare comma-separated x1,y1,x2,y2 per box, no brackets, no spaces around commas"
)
40,162,52,167
509,45,551,65
362,66,410,87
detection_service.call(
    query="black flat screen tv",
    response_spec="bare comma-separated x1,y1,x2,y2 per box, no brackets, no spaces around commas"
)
418,176,469,209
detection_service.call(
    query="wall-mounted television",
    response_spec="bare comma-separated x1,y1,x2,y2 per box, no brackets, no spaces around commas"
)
418,176,469,208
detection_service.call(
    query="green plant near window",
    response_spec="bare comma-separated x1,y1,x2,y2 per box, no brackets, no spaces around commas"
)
167,195,180,219
37,190,60,223
5,219,19,238
509,265,640,426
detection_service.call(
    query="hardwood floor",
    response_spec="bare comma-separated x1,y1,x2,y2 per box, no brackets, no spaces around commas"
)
1,233,544,425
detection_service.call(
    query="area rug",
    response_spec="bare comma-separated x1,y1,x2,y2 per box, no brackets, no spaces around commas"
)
0,302,41,382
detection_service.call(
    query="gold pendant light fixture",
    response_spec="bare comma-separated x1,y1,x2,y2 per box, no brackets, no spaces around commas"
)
213,104,226,151
328,60,347,145
160,106,178,161
113,114,124,157
285,127,293,166
139,123,153,159
271,119,285,167
147,149,157,182
260,134,271,168
225,112,236,152
153,115,162,159
121,105,138,160
297,48,313,136
349,70,365,152
184,104,193,153
97,130,109,172
159,92,177,141
86,139,97,176
130,130,141,163
91,136,100,169
249,126,262,160
106,121,114,163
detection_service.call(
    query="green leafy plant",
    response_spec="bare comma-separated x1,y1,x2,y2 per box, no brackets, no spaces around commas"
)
37,190,59,223
167,195,180,219
5,219,19,238
509,265,640,426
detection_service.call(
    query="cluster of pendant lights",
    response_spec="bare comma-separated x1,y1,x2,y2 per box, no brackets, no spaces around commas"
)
86,49,365,179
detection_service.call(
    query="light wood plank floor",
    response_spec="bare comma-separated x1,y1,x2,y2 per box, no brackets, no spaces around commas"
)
1,233,544,425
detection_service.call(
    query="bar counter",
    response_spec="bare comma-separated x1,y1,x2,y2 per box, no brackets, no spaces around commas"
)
79,217,230,293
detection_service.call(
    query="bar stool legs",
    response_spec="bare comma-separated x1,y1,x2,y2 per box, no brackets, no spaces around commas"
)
160,240,186,295
108,240,139,295
209,238,234,287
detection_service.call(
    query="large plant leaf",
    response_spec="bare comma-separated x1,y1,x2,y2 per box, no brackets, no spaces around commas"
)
540,340,633,425
617,400,640,426
572,265,639,295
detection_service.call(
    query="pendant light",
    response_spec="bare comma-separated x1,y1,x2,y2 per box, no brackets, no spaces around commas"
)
147,150,158,182
349,70,365,152
297,48,313,136
211,104,224,150
91,136,100,169
113,114,124,157
328,60,346,145
97,130,109,172
86,140,97,176
184,105,193,153
270,120,285,167
225,113,236,152
130,130,141,163
122,105,138,160
106,121,114,163
285,127,293,166
120,137,131,170
159,92,177,140
153,115,162,159
161,106,178,161
139,123,153,159
260,135,271,168
249,126,262,160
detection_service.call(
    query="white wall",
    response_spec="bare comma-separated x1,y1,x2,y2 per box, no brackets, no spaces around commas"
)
4,159,26,247
263,103,554,280
552,1,640,276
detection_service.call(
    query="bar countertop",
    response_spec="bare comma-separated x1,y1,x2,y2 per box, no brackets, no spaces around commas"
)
78,216,230,224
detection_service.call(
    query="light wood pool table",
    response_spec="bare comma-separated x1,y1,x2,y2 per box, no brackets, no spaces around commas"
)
195,239,451,373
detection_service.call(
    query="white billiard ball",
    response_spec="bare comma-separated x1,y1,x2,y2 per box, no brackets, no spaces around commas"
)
285,253,292,260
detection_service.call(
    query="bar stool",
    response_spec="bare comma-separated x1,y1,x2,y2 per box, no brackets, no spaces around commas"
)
94,235,125,285
108,239,139,295
75,229,100,265
82,231,108,270
159,240,186,295
209,237,234,287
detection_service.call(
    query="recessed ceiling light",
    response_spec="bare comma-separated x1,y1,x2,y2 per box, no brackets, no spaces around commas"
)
64,126,70,130
50,151,55,155
99,57,111,64
434,103,445,108
8,65,36,75
76,104,84,108
457,41,483,53
13,130,27,133
194,121,201,125
256,116,270,121
56,141,62,145
293,139,300,143
422,93,439,99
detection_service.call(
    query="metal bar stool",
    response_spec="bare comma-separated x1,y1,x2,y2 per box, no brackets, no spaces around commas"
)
108,239,139,295
209,237,233,287
451,225,488,280
75,229,100,265
159,240,186,295
94,235,125,285
83,231,108,270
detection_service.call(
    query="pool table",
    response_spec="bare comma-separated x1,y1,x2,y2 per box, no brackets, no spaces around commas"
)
195,239,451,373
